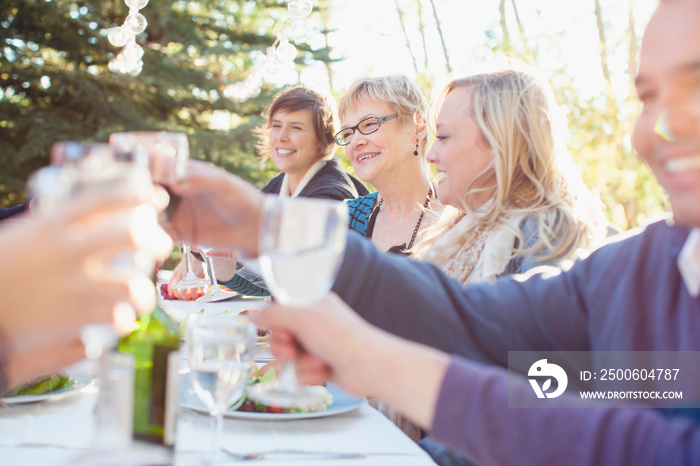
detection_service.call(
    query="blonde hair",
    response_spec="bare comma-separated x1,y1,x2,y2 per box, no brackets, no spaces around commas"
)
414,67,606,263
338,75,430,157
256,86,337,162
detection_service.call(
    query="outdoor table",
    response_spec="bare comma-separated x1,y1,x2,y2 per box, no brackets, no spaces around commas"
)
0,284,436,465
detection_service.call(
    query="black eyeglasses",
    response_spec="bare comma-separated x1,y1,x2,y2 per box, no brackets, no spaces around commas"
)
334,113,398,146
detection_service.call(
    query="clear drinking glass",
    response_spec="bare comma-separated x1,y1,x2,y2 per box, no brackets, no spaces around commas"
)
247,196,347,408
187,313,256,464
195,247,238,302
172,242,209,290
51,141,133,168
28,147,167,464
108,131,207,289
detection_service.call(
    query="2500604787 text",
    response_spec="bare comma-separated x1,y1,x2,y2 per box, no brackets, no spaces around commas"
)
580,369,679,382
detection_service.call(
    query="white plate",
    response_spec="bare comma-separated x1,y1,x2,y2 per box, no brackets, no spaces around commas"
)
1,373,92,404
254,343,275,363
181,382,364,421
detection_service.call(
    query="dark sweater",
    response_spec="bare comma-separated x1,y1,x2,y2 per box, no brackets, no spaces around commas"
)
261,158,368,201
0,201,30,223
333,220,700,465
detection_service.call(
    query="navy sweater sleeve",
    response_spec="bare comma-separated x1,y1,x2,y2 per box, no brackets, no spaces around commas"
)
332,223,700,465
432,357,700,466
332,232,591,365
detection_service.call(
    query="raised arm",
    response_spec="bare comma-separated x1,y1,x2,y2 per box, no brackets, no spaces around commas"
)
257,292,700,466
332,232,592,365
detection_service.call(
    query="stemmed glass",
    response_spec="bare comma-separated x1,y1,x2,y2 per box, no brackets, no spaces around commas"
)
108,131,207,290
28,148,164,463
195,247,238,302
172,242,209,290
247,196,348,408
187,313,256,464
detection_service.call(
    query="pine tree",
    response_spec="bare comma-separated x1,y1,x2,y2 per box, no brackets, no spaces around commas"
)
0,0,332,206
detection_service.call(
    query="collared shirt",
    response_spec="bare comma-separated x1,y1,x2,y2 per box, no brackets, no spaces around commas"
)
678,227,700,297
278,160,327,198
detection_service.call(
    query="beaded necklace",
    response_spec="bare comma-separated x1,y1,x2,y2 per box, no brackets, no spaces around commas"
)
375,186,433,250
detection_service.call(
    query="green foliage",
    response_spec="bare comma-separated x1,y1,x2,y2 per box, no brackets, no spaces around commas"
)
554,77,668,229
0,0,331,206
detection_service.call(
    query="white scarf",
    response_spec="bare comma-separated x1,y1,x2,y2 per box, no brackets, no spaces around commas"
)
278,160,326,198
422,213,528,284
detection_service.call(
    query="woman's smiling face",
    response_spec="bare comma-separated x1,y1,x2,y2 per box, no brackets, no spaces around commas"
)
427,86,495,211
341,98,416,185
269,109,322,177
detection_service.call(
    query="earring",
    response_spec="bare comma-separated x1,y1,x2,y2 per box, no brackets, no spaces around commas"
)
414,140,419,156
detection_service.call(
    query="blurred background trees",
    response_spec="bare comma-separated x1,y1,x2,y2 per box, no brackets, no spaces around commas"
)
2,0,668,229
391,0,667,229
0,0,334,207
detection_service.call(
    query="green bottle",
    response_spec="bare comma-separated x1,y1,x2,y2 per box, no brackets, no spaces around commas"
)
118,304,180,446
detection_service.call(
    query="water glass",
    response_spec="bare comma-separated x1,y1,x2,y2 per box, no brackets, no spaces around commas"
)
186,313,256,464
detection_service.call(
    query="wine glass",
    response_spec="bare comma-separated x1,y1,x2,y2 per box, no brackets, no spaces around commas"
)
187,313,256,464
195,247,239,302
51,141,131,168
109,132,207,292
247,196,348,408
172,242,209,289
27,150,166,463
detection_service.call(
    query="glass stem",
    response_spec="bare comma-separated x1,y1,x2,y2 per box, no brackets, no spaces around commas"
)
211,412,224,464
182,243,194,275
279,359,301,389
203,251,220,289
94,350,111,451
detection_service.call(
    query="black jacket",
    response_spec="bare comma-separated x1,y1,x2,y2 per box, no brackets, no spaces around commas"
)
261,158,368,201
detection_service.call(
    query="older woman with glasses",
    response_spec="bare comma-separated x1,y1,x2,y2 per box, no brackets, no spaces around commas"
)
337,75,439,255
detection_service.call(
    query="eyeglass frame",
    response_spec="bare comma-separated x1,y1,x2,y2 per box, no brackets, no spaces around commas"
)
334,113,399,146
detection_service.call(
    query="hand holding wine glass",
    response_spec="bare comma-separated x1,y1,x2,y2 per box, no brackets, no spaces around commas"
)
247,196,348,408
0,173,166,387
109,131,208,291
164,160,265,257
26,148,173,461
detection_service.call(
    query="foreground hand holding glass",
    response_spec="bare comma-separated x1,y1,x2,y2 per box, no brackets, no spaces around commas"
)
247,196,348,408
108,131,209,291
29,147,175,463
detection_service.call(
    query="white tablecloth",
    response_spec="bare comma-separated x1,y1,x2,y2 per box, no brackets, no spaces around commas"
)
0,294,436,465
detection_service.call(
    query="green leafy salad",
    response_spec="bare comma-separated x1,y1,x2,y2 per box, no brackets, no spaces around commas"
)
3,373,75,397
230,366,333,414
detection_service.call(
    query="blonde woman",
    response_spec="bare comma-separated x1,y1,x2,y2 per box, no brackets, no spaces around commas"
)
337,75,439,255
413,67,607,284
412,67,607,465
